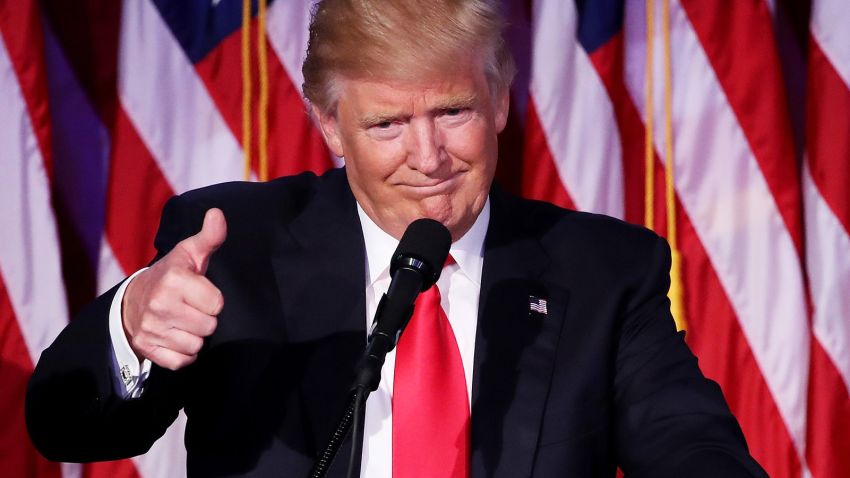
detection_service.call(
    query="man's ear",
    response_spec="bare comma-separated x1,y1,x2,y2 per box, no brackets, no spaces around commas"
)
312,105,344,157
494,87,510,134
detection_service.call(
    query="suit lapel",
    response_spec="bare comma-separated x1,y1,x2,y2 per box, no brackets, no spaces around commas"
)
471,189,570,478
269,169,368,464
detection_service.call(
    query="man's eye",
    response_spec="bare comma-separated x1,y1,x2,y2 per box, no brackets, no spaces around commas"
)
375,121,393,129
445,108,463,116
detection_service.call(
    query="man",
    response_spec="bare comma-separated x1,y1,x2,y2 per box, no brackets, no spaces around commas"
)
27,0,767,476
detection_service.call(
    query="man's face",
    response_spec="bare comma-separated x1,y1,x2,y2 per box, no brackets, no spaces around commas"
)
314,60,509,241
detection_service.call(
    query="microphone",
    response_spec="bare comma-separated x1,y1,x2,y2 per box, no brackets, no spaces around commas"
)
353,218,451,392
313,220,449,478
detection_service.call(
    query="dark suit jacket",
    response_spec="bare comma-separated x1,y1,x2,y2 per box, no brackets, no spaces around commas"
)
27,167,766,477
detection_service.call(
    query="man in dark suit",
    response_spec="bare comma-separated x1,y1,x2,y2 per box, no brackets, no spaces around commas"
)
27,0,767,476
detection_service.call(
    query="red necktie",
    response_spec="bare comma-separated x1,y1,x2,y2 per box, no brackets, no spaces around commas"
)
393,260,470,477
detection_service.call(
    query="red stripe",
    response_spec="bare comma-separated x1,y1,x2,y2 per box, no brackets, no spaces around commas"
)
674,194,801,477
83,461,142,478
679,0,804,254
0,273,62,478
104,106,176,273
806,338,850,477
587,32,646,225
806,37,850,237
804,34,850,478
194,20,332,179
0,0,53,179
521,97,577,210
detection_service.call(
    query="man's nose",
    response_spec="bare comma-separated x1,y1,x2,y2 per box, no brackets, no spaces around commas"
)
405,119,446,174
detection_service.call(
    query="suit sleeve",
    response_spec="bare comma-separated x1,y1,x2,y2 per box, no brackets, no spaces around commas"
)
613,235,767,477
25,195,200,462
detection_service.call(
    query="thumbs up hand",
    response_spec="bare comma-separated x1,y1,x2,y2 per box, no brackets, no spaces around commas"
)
122,208,227,370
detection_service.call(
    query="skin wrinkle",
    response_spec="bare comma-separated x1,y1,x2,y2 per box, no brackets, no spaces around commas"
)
357,93,478,129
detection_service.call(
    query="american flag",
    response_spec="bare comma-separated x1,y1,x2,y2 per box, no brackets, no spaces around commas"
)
1,1,847,477
528,296,548,316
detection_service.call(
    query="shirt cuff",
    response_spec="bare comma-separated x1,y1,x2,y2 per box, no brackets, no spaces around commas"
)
108,268,152,399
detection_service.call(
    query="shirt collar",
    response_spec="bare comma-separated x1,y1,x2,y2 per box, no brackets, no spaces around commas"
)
357,198,490,287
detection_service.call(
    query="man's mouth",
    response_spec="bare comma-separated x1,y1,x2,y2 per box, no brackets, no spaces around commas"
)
400,173,461,196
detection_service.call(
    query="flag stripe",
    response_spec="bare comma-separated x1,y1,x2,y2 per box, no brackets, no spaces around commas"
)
103,106,175,275
119,0,243,193
802,164,850,478
624,0,809,466
805,2,850,475
0,0,53,176
266,0,340,171
805,339,850,477
675,201,802,477
0,274,61,478
587,32,649,225
193,20,331,180
810,0,850,89
528,0,623,217
805,38,850,238
680,221,803,477
0,18,68,373
0,8,66,476
265,0,312,98
679,0,804,253
521,98,577,210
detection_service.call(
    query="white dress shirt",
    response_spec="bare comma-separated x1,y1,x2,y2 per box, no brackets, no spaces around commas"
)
357,202,488,477
108,199,490,477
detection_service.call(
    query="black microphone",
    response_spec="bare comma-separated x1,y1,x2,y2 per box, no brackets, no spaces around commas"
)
353,218,451,392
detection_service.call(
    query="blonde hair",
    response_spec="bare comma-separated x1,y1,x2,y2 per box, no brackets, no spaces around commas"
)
302,0,515,114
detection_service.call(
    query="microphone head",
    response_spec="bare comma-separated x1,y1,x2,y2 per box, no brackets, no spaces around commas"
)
390,218,452,290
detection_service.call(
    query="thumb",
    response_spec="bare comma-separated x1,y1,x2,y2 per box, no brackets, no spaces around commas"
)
182,208,227,273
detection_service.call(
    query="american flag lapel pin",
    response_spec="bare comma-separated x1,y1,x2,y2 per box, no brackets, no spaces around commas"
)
528,295,548,318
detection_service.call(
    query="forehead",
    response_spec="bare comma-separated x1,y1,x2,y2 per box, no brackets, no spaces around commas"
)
336,64,492,117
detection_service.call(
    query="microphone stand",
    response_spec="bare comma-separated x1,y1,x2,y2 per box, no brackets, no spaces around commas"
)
307,385,368,478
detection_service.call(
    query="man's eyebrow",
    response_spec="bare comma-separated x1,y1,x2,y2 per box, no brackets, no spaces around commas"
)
359,112,404,128
432,94,477,111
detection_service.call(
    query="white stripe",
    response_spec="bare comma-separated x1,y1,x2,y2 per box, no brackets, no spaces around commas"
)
61,463,82,478
133,411,188,478
811,0,850,90
529,0,624,218
265,0,314,102
803,162,850,393
97,238,128,295
0,33,69,363
624,0,810,459
266,0,343,168
118,0,243,193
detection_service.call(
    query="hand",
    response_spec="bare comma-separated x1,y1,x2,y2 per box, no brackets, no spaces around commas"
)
122,208,227,370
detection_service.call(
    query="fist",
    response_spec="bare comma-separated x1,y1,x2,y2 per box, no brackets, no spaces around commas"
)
122,208,227,370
